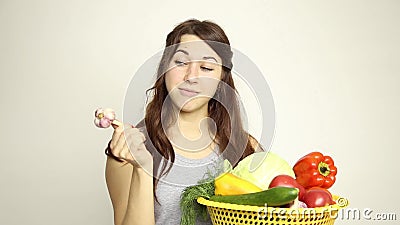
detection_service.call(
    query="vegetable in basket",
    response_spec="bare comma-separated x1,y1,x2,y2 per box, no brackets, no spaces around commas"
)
232,151,295,190
269,174,306,201
293,152,337,189
180,171,263,225
180,178,215,225
180,160,233,225
210,186,299,207
302,187,334,208
215,172,262,195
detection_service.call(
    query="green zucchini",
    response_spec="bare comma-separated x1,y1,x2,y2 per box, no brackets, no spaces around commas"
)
209,187,298,207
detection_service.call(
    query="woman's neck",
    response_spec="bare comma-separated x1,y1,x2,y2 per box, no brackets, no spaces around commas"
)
167,106,216,153
177,110,208,140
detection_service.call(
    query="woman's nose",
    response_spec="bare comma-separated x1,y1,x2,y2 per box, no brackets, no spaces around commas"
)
183,61,199,81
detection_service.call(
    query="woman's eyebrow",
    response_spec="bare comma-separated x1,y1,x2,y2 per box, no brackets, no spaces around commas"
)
202,56,218,63
175,49,189,55
175,49,218,63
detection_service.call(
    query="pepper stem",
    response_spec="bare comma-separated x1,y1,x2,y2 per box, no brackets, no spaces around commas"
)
318,162,331,176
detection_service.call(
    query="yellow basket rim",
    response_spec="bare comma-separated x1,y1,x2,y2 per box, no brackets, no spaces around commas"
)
197,195,349,214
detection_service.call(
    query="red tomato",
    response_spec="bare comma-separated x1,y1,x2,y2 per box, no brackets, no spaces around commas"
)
302,188,334,208
307,186,333,199
269,175,306,201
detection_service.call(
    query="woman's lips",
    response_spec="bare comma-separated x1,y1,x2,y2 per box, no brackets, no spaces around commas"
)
178,88,200,97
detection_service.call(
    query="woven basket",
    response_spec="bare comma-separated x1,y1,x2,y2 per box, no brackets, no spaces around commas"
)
197,195,348,225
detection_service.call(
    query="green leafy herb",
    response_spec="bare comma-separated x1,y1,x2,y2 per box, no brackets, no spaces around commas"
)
180,179,214,225
180,160,232,225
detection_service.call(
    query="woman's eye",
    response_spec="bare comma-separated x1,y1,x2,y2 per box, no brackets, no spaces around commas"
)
201,66,214,72
174,60,187,66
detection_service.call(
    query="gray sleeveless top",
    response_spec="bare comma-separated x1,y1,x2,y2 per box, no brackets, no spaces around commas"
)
154,149,222,225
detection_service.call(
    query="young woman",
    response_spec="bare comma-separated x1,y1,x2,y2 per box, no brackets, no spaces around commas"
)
104,19,263,225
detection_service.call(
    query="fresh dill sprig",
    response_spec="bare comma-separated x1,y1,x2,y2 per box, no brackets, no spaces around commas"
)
180,160,232,225
180,180,215,225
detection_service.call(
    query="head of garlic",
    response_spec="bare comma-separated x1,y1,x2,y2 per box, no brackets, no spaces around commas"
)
94,108,116,128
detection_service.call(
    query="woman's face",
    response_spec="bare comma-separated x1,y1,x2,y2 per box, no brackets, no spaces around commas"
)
165,34,223,114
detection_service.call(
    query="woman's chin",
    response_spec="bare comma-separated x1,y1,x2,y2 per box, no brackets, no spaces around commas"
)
179,103,206,114
173,98,208,114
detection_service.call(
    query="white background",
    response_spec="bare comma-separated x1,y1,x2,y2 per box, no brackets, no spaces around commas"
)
1,0,399,224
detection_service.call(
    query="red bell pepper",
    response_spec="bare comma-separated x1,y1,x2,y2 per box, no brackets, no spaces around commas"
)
293,152,337,189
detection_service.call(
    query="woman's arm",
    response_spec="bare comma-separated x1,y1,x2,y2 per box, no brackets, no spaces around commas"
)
122,164,154,225
106,158,155,225
105,125,155,225
105,157,132,225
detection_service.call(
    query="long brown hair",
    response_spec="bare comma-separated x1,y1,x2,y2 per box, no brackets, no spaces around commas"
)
140,19,261,191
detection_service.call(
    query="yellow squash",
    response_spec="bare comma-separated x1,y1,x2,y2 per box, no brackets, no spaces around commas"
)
214,172,262,195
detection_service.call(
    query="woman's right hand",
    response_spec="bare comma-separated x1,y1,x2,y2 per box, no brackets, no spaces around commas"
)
109,124,153,170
